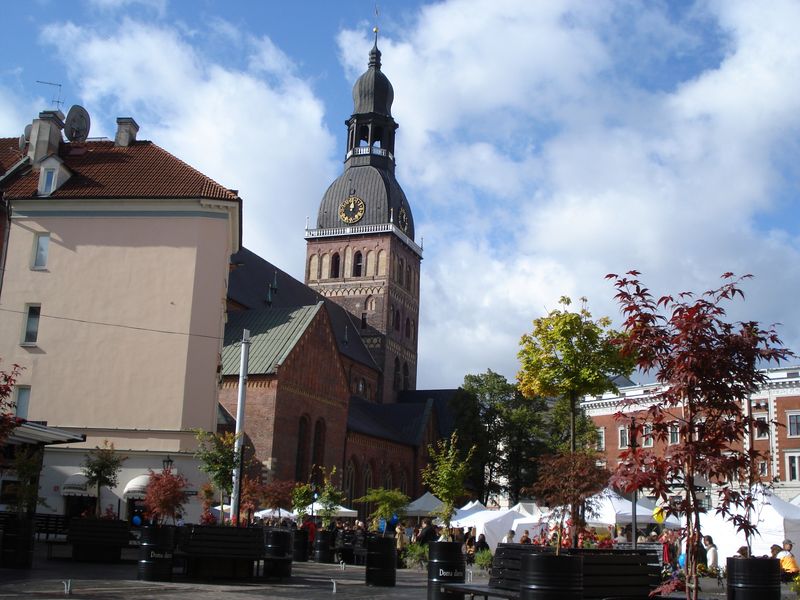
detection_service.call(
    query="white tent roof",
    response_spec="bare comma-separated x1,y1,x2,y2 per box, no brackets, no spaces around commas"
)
584,490,680,528
254,507,297,520
466,509,526,551
699,489,800,560
510,502,544,519
405,492,443,517
452,500,487,523
122,474,151,499
304,502,357,518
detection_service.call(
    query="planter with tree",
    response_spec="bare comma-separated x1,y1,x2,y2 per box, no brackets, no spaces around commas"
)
608,271,790,600
355,487,409,586
138,465,189,581
1,446,44,569
291,482,313,561
194,430,239,525
422,431,475,600
314,467,345,564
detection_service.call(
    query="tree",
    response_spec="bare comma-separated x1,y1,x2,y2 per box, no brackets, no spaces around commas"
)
518,296,633,453
291,482,314,521
263,479,296,519
544,396,599,452
144,466,189,525
82,441,126,518
194,430,239,523
0,362,23,446
6,446,47,515
355,488,409,535
607,271,791,600
531,451,609,553
447,387,487,500
317,467,346,527
421,431,476,537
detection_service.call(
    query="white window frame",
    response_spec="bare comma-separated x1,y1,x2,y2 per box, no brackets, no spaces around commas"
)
31,233,50,269
15,386,30,419
754,413,769,440
596,427,605,451
758,461,768,478
669,423,680,445
21,304,41,346
618,426,629,449
42,168,56,195
642,424,654,448
787,412,800,438
787,453,800,482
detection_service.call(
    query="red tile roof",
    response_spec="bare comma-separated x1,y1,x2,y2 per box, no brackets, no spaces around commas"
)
0,138,239,201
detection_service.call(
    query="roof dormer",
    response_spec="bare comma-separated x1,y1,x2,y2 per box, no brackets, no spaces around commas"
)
37,154,71,196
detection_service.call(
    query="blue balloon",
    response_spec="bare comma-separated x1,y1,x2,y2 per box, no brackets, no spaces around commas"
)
678,553,686,569
132,515,142,526
389,514,399,528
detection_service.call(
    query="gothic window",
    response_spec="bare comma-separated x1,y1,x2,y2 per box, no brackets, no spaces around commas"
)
398,258,404,283
308,255,319,281
384,469,392,489
394,309,401,331
361,312,367,329
363,464,373,497
353,251,363,277
399,471,408,495
295,415,310,482
321,254,330,278
403,362,410,390
366,250,376,276
312,419,326,476
406,265,411,289
405,318,411,338
393,358,401,390
365,295,375,311
344,459,356,505
411,319,416,341
330,253,340,278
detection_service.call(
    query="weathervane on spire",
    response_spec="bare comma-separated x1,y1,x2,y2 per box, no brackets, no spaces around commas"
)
374,3,380,44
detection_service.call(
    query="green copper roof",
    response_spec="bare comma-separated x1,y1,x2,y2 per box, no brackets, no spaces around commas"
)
221,302,323,376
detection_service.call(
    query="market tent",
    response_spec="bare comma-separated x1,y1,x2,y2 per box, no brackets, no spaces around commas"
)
584,490,680,528
510,515,548,542
699,489,800,560
452,500,487,523
303,502,357,518
405,492,443,517
254,507,297,520
473,509,526,551
510,502,545,519
211,504,231,516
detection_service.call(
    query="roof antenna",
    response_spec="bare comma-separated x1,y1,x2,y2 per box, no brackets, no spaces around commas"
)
266,270,279,307
35,80,64,111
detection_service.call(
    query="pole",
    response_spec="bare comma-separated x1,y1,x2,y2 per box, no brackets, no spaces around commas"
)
230,329,251,526
630,416,638,550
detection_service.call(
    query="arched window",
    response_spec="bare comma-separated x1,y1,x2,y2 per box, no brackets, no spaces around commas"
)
362,464,374,520
394,309,401,331
403,362,410,390
330,253,340,278
365,295,375,311
344,459,356,505
384,469,393,490
405,318,411,338
399,471,408,495
353,251,363,277
295,415,310,482
393,358,401,390
357,378,365,395
308,255,319,281
398,258,404,283
377,250,387,276
312,418,326,477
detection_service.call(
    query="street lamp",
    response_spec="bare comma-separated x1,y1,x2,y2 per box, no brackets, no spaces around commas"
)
630,416,638,550
162,455,174,471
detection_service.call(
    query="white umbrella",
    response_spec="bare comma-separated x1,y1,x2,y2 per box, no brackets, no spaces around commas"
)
211,504,231,516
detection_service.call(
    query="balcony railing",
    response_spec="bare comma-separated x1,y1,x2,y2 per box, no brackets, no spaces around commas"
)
305,222,422,256
346,146,394,161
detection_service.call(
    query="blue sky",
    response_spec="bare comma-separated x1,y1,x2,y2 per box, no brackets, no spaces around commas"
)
4,0,800,389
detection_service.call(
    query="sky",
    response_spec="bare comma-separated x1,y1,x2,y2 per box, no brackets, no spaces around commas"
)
3,0,800,390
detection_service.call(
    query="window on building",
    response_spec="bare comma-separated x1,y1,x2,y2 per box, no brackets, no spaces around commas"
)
384,470,392,489
403,362,410,390
643,424,654,448
596,428,605,451
330,253,340,278
618,426,629,449
755,415,769,439
295,416,310,482
669,423,680,445
393,358,401,390
758,461,768,477
15,387,30,419
394,310,401,331
43,169,56,194
312,419,326,473
344,460,356,505
399,471,407,495
353,252,363,277
405,318,411,338
787,454,800,481
789,413,800,437
23,305,41,345
361,313,367,329
32,233,50,269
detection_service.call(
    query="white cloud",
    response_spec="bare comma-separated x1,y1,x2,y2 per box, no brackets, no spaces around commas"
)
39,18,337,273
85,0,167,17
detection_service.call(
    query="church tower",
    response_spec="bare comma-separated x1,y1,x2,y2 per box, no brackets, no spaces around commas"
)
305,34,421,404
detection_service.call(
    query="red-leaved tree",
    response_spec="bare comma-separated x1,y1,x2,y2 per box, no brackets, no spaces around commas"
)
262,479,296,520
144,466,189,525
1,363,23,445
607,271,791,599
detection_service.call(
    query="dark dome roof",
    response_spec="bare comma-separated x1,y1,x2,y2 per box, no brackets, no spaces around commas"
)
316,165,414,239
352,43,394,117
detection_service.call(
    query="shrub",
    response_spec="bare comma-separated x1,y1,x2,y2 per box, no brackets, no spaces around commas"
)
474,548,493,571
402,542,428,569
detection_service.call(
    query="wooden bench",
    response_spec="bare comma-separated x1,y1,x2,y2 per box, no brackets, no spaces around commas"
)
178,525,264,580
441,582,519,599
67,519,130,563
34,514,69,540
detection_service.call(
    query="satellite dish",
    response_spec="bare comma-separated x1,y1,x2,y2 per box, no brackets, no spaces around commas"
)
18,134,26,152
24,124,32,140
64,105,90,143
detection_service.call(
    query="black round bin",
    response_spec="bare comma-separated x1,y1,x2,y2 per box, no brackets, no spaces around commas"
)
138,526,176,582
520,553,582,600
314,530,334,563
293,530,309,562
366,535,397,586
427,541,466,600
727,557,780,600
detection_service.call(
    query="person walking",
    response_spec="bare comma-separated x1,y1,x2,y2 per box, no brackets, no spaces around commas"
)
778,539,799,582
702,535,718,570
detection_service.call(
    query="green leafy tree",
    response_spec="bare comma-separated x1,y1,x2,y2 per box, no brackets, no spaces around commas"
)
447,387,487,500
421,432,476,537
317,466,346,527
194,430,239,523
355,488,409,535
82,440,126,518
7,446,47,515
291,482,314,521
544,396,600,452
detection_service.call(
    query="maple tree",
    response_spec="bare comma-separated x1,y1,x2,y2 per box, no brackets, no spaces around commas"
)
607,271,791,600
144,466,189,525
0,363,23,446
262,479,295,518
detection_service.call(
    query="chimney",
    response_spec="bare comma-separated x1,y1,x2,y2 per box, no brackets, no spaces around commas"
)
27,110,64,166
114,117,139,147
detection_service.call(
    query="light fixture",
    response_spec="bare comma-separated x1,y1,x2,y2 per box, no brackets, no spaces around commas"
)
163,455,174,470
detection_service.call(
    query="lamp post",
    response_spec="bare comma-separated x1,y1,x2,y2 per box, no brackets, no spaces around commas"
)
630,416,638,550
162,455,174,471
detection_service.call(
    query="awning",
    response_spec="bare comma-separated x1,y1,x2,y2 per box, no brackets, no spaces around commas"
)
123,474,152,499
5,422,85,446
62,473,95,497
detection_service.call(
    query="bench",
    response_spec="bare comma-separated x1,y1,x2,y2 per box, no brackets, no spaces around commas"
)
178,525,264,580
67,519,130,563
441,582,519,599
34,514,69,540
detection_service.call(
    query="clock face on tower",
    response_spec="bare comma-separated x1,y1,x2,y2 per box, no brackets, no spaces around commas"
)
339,195,366,224
398,206,409,232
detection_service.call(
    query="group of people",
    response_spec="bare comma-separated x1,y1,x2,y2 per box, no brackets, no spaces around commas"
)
402,517,490,563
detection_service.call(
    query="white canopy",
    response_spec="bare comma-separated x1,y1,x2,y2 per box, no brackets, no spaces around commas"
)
699,488,800,560
122,474,151,499
254,507,297,520
62,473,95,497
452,500,487,523
304,502,357,518
463,509,526,551
405,492,443,517
584,490,680,528
510,502,544,519
211,504,231,516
